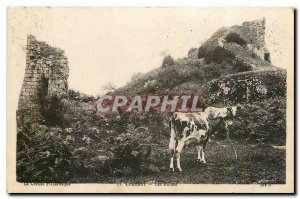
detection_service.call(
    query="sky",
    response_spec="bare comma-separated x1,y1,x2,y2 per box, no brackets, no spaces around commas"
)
8,7,294,96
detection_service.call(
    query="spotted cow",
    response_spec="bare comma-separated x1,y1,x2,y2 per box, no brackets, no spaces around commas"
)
169,106,241,172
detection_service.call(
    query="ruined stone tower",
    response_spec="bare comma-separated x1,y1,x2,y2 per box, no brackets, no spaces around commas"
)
18,35,69,116
197,18,271,68
234,18,270,62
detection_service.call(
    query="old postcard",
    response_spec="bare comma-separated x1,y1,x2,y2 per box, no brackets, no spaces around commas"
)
7,7,294,193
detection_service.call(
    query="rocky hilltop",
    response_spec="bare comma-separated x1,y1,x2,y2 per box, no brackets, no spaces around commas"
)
116,18,284,101
197,18,271,68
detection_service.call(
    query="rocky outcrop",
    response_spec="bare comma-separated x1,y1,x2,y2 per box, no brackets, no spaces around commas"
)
197,18,272,68
201,69,286,105
18,35,69,117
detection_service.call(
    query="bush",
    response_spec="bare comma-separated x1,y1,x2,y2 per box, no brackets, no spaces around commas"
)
197,46,206,59
232,58,253,72
17,124,73,182
41,95,67,126
228,99,286,145
203,65,221,80
143,80,158,93
131,72,144,82
109,133,150,175
68,89,94,102
224,32,247,46
162,55,175,68
204,46,235,64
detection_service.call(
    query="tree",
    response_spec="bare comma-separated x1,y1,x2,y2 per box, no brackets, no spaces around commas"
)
162,55,175,68
102,82,116,91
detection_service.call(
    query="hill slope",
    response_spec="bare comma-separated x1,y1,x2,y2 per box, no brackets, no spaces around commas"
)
115,18,281,96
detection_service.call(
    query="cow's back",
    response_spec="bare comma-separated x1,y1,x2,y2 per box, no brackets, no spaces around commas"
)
170,112,209,139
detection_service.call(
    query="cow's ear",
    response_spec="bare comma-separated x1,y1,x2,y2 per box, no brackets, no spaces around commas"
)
237,105,242,110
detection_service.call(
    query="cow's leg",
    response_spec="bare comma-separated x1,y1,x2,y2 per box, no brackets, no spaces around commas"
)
200,146,206,163
201,138,209,164
176,139,185,172
169,137,176,172
196,145,201,162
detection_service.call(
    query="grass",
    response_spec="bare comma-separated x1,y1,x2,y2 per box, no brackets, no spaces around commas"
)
73,140,286,184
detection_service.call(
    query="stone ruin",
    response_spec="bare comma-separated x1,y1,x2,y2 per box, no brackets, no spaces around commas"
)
197,18,271,66
18,35,69,119
233,18,270,62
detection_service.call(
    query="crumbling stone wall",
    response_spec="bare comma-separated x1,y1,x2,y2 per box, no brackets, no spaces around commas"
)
198,18,271,66
18,35,69,113
233,18,270,62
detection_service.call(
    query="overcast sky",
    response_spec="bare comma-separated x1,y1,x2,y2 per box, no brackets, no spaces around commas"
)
8,7,293,96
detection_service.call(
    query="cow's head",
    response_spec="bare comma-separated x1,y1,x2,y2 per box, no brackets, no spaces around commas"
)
226,105,241,119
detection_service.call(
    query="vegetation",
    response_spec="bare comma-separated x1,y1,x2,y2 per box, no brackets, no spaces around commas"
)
68,89,94,102
224,32,247,46
204,47,236,64
17,23,286,184
161,55,175,68
41,95,66,126
232,58,253,72
17,124,73,182
197,45,206,59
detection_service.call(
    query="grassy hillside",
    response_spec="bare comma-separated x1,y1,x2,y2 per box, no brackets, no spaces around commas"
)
116,58,279,96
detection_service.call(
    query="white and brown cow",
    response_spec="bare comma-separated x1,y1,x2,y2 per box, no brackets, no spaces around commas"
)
169,106,240,172
204,105,241,137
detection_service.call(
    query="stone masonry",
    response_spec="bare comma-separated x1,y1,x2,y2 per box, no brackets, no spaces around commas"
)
18,35,69,113
230,18,270,62
198,18,271,66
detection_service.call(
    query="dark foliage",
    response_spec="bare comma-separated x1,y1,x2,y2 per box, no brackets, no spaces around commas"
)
232,59,253,72
41,95,66,126
226,98,286,145
203,65,222,80
68,89,94,102
197,46,206,59
17,124,73,183
224,32,247,46
204,47,236,64
162,55,175,68
108,132,152,176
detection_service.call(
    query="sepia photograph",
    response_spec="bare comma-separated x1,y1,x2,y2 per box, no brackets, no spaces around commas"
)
6,7,294,193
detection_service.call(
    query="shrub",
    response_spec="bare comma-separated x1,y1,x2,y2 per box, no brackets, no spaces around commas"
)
204,46,235,64
17,125,73,182
143,80,157,93
41,95,66,126
68,89,94,102
197,46,206,59
228,99,286,145
232,58,253,72
156,67,180,89
109,134,149,175
162,55,175,68
203,65,221,80
131,72,144,82
224,32,247,46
